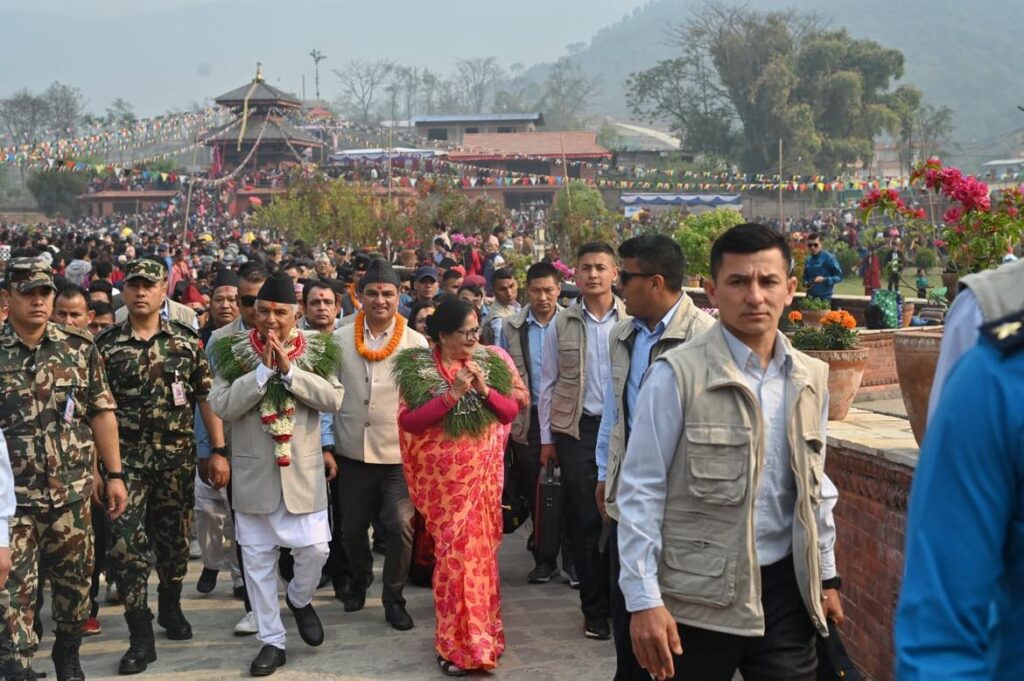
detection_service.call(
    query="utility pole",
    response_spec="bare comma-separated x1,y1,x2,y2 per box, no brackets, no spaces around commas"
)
778,138,784,229
309,49,326,100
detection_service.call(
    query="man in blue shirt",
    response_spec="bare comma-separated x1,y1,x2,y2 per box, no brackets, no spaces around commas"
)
896,307,1024,681
802,233,843,301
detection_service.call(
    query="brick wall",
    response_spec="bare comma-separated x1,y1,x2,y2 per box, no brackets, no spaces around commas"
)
825,445,914,681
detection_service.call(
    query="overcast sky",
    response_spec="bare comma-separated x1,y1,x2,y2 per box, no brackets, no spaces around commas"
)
1,0,648,115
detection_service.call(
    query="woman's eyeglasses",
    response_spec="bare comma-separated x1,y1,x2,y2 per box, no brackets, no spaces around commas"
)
452,328,480,341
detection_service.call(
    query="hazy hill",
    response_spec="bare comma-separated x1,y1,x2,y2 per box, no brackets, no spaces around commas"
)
537,0,1024,167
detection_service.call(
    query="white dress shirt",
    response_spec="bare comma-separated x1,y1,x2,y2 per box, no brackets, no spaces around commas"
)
537,300,620,445
617,328,838,613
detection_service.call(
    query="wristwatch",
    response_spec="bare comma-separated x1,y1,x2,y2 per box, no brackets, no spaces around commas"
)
211,446,228,456
106,471,124,481
322,445,336,455
822,575,842,590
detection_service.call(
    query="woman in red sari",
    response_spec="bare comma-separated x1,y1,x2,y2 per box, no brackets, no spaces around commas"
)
393,299,528,676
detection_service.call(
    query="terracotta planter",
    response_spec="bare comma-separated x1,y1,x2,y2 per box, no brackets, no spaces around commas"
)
893,326,944,446
803,347,869,421
901,301,915,328
941,272,959,303
800,309,829,328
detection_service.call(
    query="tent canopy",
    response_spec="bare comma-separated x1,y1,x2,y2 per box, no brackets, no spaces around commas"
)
620,193,741,207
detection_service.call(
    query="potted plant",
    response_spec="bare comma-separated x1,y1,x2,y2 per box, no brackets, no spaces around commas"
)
797,295,831,328
789,309,868,420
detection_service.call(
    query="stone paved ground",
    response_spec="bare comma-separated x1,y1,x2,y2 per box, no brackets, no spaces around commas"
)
37,530,617,680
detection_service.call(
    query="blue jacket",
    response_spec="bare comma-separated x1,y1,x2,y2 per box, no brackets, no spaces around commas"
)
895,310,1024,680
802,250,843,299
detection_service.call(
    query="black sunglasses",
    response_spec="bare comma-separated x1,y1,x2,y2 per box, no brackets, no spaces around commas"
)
808,242,821,249
240,295,257,307
619,270,657,286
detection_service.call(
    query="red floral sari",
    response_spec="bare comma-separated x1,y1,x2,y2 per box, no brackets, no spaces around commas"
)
398,351,524,670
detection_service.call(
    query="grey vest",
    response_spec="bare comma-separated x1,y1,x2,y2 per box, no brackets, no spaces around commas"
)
549,297,627,440
656,324,830,637
960,258,1024,322
604,294,714,521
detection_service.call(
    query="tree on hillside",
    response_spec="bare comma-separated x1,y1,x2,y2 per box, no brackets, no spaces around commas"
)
627,2,913,174
43,82,86,137
890,95,956,175
541,59,599,130
456,57,503,113
493,63,541,114
0,90,50,145
104,98,137,127
334,59,395,123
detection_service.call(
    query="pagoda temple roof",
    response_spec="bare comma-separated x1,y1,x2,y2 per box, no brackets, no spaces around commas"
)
203,114,322,147
214,65,301,111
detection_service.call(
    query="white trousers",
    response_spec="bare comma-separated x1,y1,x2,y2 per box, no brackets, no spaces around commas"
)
240,542,329,649
194,496,242,586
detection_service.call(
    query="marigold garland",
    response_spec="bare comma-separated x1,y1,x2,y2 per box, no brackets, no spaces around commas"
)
354,311,405,361
348,283,362,311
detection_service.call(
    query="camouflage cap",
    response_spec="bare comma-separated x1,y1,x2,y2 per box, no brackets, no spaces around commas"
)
6,256,56,293
124,258,167,282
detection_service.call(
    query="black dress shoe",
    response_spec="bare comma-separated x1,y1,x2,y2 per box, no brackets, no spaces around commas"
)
584,617,611,640
233,585,248,600
249,644,286,676
285,594,324,647
342,591,365,613
384,602,414,631
196,568,218,594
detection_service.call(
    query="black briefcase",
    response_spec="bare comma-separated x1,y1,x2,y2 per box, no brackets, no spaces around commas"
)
534,461,562,559
816,620,864,681
501,445,530,534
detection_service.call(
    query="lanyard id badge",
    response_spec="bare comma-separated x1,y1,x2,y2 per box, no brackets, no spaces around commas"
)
63,396,75,424
171,370,188,407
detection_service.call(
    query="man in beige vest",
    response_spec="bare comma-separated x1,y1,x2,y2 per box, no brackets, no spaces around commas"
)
618,223,844,681
499,262,565,583
331,259,427,631
594,234,715,680
207,272,344,676
537,241,626,641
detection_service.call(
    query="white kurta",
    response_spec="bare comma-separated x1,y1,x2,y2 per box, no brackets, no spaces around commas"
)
234,497,330,549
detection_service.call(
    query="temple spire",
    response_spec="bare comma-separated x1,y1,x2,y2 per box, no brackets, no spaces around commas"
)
254,62,264,83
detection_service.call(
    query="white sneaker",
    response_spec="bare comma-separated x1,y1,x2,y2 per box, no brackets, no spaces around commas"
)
189,539,202,559
105,582,120,604
233,610,258,636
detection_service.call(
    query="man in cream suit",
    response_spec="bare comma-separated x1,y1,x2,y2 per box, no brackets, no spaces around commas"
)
208,272,344,677
331,259,427,631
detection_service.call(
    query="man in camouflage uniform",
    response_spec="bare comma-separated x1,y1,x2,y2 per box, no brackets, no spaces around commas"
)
0,257,128,681
95,258,224,676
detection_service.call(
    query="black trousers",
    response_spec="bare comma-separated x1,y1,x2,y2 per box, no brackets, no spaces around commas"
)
668,556,817,681
322,477,352,587
226,481,251,613
609,521,649,681
554,415,610,621
337,458,414,606
88,502,108,618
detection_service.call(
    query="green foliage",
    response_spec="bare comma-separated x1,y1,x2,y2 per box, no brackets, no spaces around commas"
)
253,177,385,247
799,296,832,310
549,181,616,254
914,247,938,271
625,5,912,174
25,170,90,218
790,310,860,350
672,208,744,279
596,123,625,151
410,187,508,240
833,242,861,276
541,58,599,130
501,248,533,291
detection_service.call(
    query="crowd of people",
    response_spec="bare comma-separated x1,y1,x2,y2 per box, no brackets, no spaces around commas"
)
0,186,1020,681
